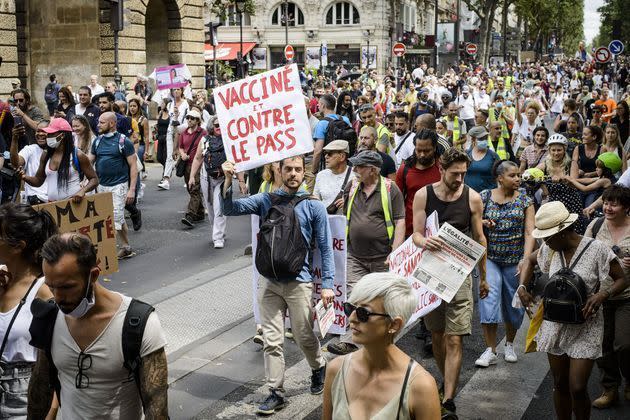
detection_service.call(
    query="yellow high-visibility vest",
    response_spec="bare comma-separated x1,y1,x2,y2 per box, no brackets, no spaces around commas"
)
346,177,394,243
488,107,510,140
488,137,508,160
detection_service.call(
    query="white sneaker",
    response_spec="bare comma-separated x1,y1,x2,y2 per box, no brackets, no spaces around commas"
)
157,180,170,190
504,342,518,363
213,241,224,249
475,347,498,367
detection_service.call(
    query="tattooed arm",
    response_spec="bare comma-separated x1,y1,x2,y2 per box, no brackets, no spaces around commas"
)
139,347,169,419
28,349,55,418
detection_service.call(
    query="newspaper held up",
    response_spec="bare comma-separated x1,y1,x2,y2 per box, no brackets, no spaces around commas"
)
411,222,485,303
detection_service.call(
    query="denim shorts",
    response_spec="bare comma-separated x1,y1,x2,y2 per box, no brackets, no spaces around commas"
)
0,363,32,420
479,260,525,328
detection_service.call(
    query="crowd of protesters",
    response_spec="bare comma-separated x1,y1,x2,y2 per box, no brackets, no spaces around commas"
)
0,52,628,419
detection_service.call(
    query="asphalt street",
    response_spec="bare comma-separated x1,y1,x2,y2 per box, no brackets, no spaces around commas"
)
104,157,629,419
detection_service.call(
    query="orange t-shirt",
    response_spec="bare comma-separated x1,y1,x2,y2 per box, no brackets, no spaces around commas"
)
595,98,617,122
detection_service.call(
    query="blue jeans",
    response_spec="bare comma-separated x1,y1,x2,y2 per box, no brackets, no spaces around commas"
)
137,144,145,171
479,260,525,329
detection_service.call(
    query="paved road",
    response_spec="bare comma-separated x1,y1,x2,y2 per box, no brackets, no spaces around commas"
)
106,153,629,419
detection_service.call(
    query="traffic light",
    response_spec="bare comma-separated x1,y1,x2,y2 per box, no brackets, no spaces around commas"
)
110,0,124,32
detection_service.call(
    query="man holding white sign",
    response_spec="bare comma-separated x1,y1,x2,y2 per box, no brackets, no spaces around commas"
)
221,155,333,415
213,64,314,173
411,147,488,419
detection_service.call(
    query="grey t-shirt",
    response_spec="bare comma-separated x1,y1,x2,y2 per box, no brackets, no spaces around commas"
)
52,294,167,419
345,179,405,259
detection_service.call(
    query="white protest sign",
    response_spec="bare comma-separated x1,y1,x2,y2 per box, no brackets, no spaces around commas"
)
251,214,347,335
388,214,442,326
214,64,314,172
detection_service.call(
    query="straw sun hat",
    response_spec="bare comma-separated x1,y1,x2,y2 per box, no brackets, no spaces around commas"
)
531,201,578,239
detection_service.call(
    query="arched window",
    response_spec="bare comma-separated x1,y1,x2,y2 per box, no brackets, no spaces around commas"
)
325,2,360,25
220,5,251,26
271,2,305,26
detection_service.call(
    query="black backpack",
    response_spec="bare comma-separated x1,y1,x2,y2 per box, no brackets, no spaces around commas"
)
255,194,310,280
323,116,357,160
542,240,594,324
203,135,227,178
29,298,155,408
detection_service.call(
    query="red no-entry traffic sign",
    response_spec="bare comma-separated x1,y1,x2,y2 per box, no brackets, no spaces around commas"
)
594,47,611,64
392,42,406,57
284,45,295,61
466,43,478,55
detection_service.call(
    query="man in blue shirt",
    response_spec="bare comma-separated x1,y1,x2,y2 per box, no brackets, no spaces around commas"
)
89,112,138,260
221,155,334,415
312,94,351,174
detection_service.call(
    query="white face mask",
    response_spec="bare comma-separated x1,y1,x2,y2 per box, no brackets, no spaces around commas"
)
46,135,62,149
61,279,95,319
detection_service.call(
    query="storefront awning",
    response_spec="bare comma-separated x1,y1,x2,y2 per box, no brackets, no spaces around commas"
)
204,42,256,61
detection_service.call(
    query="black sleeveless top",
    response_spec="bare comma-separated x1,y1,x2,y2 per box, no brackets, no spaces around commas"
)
425,184,472,235
577,144,601,174
156,113,170,139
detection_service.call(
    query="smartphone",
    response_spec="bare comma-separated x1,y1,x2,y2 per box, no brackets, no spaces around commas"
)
10,107,23,127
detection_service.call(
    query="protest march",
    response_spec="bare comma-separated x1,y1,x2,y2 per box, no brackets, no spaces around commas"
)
1,10,630,418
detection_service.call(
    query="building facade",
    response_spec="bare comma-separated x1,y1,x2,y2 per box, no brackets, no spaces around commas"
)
206,0,425,75
0,0,206,100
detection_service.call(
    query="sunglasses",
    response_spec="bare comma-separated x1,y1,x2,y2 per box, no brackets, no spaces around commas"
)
185,116,198,120
213,124,220,128
343,302,390,323
75,351,92,389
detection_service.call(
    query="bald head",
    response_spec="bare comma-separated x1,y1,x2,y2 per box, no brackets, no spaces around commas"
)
415,114,436,132
98,112,117,134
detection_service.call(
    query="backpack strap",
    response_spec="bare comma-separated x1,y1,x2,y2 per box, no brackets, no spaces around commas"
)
591,217,605,238
29,298,61,403
122,299,155,410
401,162,410,199
394,132,413,154
568,239,594,271
72,147,83,180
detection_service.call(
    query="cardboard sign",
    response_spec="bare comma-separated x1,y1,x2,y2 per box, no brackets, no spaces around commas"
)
214,64,314,172
34,193,118,275
251,214,347,335
154,64,190,90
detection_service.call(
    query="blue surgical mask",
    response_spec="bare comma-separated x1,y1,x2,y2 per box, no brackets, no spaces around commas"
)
495,102,503,109
506,100,513,107
477,140,489,150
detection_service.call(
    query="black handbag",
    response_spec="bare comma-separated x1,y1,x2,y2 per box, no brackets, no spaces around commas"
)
175,130,202,177
542,240,595,324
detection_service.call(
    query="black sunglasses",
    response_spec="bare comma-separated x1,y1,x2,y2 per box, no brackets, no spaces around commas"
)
343,302,390,323
75,352,92,389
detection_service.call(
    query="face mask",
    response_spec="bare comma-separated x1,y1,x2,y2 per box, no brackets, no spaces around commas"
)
477,140,489,150
61,278,95,319
506,100,513,107
495,102,503,109
46,135,62,149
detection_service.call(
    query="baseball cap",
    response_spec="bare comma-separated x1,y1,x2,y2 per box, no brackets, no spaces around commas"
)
41,118,72,133
348,150,382,168
11,78,20,86
323,140,350,154
468,126,488,139
462,85,470,93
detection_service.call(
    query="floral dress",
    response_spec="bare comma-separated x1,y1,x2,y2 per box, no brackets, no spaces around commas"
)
535,239,616,359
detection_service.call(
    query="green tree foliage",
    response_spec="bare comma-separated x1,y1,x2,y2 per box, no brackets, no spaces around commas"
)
594,0,630,47
209,0,256,20
515,0,584,54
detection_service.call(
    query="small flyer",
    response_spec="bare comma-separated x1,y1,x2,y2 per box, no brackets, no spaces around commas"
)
315,300,335,338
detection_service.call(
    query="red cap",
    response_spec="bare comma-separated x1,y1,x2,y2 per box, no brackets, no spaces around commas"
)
41,118,73,133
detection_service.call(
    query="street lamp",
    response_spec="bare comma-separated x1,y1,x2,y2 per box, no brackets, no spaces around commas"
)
235,0,246,78
363,29,372,70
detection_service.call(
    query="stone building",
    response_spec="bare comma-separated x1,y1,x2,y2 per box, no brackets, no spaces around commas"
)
205,0,426,75
0,0,206,101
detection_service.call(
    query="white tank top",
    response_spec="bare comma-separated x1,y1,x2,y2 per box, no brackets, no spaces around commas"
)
0,277,46,363
46,153,82,202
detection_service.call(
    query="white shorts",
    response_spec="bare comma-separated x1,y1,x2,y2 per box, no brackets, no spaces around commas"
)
97,182,128,230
